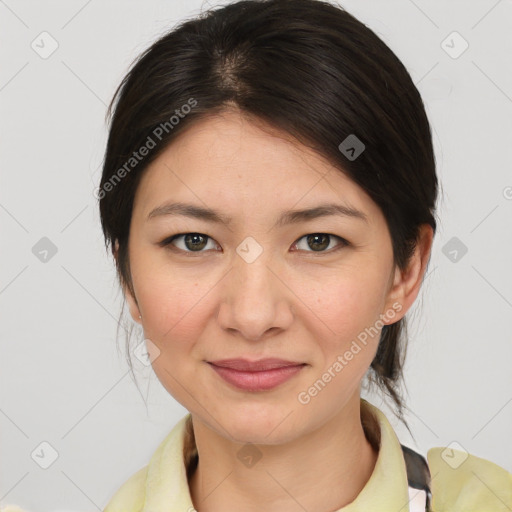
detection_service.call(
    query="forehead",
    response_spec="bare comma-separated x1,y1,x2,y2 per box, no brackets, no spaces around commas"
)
132,110,381,225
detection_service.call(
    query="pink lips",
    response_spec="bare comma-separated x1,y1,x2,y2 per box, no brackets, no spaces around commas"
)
208,358,306,391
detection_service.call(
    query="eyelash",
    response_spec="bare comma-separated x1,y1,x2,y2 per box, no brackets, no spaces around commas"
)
159,232,349,257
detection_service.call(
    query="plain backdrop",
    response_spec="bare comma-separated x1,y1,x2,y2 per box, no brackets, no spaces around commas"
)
1,0,511,510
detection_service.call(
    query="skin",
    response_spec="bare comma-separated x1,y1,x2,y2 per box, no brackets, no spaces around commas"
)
120,108,433,511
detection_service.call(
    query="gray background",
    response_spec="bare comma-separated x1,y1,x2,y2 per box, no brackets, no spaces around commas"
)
1,0,511,510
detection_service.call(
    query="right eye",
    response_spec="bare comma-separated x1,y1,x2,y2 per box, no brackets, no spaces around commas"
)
160,232,220,255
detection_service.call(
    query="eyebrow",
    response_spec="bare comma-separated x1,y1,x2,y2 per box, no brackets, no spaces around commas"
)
146,201,368,227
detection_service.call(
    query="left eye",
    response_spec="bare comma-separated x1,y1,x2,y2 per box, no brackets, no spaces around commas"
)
160,232,348,254
292,233,348,253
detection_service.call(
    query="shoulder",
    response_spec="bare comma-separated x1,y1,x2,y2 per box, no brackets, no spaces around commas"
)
103,464,148,512
102,414,191,511
427,446,512,511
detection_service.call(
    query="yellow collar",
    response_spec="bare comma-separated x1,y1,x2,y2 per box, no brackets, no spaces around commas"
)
104,398,512,511
139,398,411,511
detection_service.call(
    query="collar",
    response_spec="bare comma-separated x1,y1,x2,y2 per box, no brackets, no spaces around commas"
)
141,398,411,511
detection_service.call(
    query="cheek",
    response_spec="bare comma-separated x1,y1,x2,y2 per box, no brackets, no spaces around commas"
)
301,268,388,348
294,275,385,411
135,271,213,404
135,265,209,341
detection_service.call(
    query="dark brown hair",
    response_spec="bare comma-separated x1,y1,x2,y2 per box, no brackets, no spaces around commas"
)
98,0,440,436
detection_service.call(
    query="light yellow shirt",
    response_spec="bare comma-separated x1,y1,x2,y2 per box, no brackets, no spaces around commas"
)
4,400,509,512
98,398,512,511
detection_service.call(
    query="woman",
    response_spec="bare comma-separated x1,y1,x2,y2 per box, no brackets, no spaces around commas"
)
95,0,512,510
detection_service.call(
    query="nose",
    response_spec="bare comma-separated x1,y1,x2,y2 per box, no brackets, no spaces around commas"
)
216,247,294,342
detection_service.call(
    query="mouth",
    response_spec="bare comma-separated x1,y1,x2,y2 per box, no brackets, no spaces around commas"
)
207,358,307,391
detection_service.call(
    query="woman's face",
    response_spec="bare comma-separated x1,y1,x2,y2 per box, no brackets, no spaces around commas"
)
123,109,408,444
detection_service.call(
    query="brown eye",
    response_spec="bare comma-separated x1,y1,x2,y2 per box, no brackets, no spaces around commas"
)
161,233,217,253
293,233,348,253
181,233,208,251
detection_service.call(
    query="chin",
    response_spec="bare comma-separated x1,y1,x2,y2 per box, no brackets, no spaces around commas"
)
220,402,302,445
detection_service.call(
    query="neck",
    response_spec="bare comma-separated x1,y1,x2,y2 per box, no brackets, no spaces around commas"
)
188,398,379,512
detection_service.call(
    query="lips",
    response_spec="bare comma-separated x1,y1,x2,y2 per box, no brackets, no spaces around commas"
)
208,358,304,371
207,358,306,391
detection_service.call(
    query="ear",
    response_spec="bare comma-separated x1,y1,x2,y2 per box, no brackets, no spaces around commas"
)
114,239,142,325
382,224,434,323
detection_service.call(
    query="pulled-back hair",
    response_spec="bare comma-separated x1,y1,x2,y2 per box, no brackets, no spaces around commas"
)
98,0,440,437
